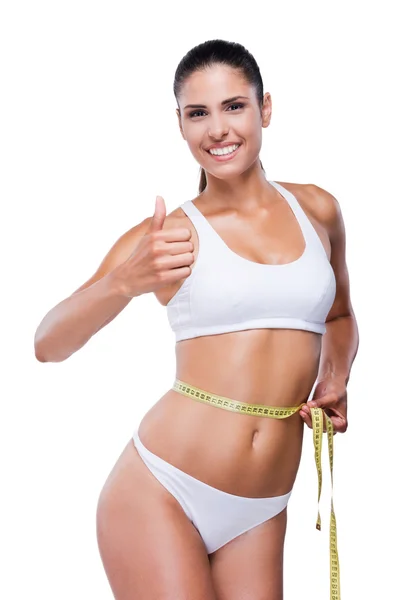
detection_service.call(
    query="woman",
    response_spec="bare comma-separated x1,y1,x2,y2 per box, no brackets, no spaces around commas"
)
34,39,359,600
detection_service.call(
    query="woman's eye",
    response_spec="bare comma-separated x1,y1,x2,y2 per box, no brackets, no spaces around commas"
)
228,103,244,111
189,103,244,118
189,109,206,118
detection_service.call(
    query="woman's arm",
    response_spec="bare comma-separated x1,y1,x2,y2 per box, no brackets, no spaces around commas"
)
300,185,359,432
317,185,359,385
34,216,152,364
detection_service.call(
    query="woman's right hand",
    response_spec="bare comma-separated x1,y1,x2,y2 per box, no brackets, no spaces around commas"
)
115,196,194,298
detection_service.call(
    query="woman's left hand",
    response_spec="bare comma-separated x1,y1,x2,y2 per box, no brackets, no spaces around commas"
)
299,378,348,434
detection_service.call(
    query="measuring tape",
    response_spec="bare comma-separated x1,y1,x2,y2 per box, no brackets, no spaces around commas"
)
173,378,340,600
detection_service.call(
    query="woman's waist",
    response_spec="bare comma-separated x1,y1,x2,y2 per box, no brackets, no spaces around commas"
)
137,384,306,497
174,362,318,408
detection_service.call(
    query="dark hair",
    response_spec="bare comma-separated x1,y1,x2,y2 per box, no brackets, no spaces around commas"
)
173,39,266,194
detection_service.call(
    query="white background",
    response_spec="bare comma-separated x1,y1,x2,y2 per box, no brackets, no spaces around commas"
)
1,1,399,598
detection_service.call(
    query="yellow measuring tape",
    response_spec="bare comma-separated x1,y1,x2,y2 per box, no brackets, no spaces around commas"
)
173,378,340,600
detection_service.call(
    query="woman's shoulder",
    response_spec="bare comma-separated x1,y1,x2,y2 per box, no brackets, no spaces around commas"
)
276,181,341,230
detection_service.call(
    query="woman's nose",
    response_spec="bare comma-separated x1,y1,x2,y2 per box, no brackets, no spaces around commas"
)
207,115,229,139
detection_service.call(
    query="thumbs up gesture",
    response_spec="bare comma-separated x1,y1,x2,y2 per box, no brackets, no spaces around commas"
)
117,196,194,298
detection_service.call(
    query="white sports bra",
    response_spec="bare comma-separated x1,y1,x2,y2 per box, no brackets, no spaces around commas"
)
166,180,336,342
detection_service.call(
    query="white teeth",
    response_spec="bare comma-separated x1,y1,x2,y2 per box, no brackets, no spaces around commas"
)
209,144,239,156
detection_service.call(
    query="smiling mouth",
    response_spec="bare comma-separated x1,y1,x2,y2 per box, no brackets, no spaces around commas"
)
206,144,242,160
207,143,241,156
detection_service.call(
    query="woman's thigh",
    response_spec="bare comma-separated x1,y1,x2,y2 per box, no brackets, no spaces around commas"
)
96,438,217,600
209,507,288,600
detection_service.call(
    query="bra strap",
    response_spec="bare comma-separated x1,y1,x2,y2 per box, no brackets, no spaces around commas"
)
269,181,327,255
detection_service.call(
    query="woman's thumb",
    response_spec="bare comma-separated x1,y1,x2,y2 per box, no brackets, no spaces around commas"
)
149,195,166,232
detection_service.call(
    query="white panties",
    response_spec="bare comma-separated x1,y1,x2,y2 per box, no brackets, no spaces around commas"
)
132,428,292,554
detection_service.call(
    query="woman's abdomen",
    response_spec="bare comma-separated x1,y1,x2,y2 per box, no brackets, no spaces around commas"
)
138,329,321,497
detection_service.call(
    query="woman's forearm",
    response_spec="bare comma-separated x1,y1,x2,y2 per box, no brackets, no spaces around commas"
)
317,314,360,385
34,271,133,363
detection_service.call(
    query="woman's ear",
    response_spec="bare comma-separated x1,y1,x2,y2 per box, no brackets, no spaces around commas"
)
261,93,272,128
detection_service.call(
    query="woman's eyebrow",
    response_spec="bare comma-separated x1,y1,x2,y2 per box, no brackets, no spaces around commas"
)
183,95,249,110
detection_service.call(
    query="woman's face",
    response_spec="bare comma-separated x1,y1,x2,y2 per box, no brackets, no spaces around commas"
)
176,64,271,179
